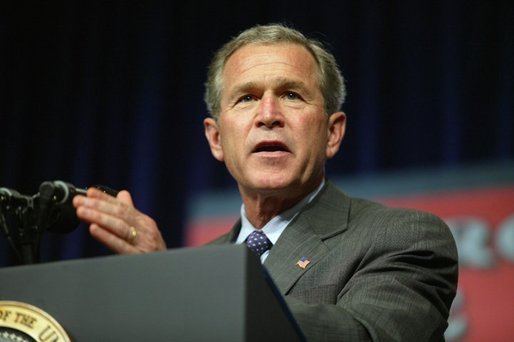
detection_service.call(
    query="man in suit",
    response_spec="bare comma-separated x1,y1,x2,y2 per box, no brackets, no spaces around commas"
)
74,24,458,340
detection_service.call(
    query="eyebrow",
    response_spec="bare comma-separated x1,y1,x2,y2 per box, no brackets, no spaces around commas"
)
273,78,310,93
227,78,311,102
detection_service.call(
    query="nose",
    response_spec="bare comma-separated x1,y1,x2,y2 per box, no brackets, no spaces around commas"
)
256,95,284,129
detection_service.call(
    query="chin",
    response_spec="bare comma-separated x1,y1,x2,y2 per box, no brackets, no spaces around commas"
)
248,175,298,193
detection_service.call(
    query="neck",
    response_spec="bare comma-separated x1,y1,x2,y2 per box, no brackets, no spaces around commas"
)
240,179,323,228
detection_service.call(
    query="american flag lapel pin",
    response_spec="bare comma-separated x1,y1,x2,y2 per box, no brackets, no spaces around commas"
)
296,257,310,269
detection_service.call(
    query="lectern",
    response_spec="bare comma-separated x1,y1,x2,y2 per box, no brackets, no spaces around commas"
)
0,245,304,341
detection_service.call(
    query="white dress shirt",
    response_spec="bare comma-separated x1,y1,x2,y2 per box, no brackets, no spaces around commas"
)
236,180,325,263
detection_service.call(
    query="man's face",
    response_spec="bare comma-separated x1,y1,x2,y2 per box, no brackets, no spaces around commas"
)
204,43,346,198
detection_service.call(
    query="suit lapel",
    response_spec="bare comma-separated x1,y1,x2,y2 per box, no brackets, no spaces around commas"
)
263,219,329,295
264,182,350,295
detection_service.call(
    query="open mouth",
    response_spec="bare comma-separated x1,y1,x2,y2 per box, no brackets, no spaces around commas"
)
253,141,290,153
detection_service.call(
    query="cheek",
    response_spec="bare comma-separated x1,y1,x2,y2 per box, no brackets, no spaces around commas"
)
219,129,244,162
296,118,329,150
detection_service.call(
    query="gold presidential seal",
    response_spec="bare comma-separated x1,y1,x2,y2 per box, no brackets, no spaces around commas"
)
0,301,70,342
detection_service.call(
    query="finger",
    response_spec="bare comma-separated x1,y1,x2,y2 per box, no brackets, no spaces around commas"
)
75,190,143,245
87,188,134,208
76,205,130,239
72,193,86,208
89,224,137,254
73,188,118,211
75,193,132,221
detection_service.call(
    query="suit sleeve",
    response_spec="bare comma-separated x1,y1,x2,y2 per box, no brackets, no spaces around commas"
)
285,210,458,341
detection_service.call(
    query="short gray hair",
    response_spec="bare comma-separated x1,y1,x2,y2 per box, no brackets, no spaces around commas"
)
204,24,346,119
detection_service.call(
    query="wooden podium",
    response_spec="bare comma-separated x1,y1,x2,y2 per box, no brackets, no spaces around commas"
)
0,245,304,341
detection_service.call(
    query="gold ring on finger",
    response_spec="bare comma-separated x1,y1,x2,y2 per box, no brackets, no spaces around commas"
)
128,226,137,244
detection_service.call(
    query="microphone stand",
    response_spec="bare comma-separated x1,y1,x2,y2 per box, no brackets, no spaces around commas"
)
0,192,41,264
0,182,72,265
0,181,118,265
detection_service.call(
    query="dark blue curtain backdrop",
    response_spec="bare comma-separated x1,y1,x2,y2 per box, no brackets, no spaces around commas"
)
1,1,512,266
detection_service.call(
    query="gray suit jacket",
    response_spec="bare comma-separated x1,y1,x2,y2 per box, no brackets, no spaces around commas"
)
211,181,458,341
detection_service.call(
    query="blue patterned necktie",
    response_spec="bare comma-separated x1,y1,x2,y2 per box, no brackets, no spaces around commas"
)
245,230,273,256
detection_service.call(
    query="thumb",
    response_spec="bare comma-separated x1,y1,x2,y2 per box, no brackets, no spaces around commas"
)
117,190,135,207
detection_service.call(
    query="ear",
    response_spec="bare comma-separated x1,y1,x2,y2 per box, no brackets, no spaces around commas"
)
204,117,224,161
325,112,346,159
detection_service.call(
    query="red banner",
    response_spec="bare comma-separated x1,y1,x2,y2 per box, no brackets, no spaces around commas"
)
381,186,514,342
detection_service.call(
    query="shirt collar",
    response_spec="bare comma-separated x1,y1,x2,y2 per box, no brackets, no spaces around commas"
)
236,179,325,245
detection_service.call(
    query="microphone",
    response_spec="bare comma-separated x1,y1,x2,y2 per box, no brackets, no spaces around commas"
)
88,184,119,197
0,188,32,207
37,180,88,234
37,181,119,233
38,180,87,204
1,181,119,234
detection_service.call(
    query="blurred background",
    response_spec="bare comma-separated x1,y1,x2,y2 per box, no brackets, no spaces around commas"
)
1,2,513,341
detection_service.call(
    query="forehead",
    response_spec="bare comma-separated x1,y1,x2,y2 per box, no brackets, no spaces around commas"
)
222,43,319,88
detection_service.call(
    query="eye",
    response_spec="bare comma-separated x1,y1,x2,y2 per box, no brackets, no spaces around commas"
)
238,94,255,103
283,92,301,101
